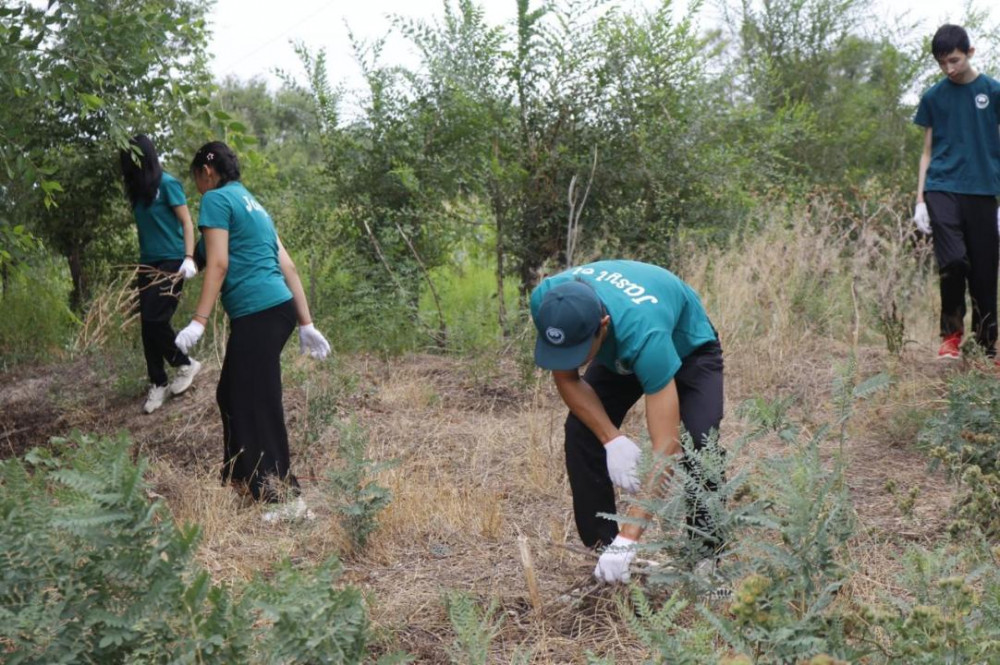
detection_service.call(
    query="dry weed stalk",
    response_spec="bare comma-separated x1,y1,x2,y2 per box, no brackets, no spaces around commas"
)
72,265,150,352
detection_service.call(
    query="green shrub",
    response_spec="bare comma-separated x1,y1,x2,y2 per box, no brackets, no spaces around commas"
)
326,418,397,551
0,259,77,367
421,261,519,355
248,558,371,665
918,368,1000,538
622,362,889,664
857,544,1000,663
618,588,717,664
443,591,504,665
0,432,394,664
0,433,250,664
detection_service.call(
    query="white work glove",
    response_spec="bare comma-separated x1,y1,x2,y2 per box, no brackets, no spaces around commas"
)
594,535,637,584
913,202,931,235
298,323,330,359
174,320,204,354
178,257,198,280
605,435,641,494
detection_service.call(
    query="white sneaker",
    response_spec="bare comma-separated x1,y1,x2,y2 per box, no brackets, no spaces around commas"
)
169,359,201,395
143,384,168,414
261,497,315,524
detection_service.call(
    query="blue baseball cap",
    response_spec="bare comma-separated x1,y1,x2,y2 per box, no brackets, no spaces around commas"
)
534,280,603,370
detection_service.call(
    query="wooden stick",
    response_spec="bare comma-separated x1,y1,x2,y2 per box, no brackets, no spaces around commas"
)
517,535,543,613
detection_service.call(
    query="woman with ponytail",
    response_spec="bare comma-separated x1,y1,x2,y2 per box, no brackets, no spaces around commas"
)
119,134,202,414
174,141,330,522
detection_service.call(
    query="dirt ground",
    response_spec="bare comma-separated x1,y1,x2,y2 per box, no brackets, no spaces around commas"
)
0,341,965,662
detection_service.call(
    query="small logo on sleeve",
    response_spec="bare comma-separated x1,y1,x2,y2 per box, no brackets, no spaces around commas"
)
975,93,989,109
545,327,566,345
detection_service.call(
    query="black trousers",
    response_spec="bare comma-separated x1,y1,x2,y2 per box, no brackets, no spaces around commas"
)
925,191,999,355
137,259,189,386
564,340,725,553
217,299,300,502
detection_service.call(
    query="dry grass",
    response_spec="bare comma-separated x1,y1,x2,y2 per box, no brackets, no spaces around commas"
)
0,200,975,662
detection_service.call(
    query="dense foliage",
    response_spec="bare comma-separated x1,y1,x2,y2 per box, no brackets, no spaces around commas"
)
4,0,981,354
0,433,383,664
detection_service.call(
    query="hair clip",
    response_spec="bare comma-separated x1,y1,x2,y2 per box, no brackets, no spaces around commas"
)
206,152,215,161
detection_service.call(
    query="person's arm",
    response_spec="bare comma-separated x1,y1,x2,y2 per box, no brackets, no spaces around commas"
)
174,227,227,353
917,127,932,204
174,204,195,258
618,379,681,542
174,204,199,279
277,236,313,325
278,236,330,359
552,369,620,443
191,227,228,322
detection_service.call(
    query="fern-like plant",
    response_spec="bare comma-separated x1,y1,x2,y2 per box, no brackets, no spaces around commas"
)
443,591,503,665
0,433,250,664
326,418,397,551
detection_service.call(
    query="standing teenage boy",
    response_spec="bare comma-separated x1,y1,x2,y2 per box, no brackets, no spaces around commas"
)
913,24,1000,361
530,260,724,584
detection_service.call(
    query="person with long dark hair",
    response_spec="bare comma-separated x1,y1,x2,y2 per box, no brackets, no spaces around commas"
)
119,134,202,414
174,141,330,522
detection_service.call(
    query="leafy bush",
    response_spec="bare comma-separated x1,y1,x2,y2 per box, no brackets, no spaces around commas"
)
327,418,397,551
443,591,504,665
0,259,77,367
857,544,1000,663
621,362,889,663
618,588,717,664
0,433,250,664
0,432,394,664
248,558,371,665
918,368,1000,538
421,260,518,355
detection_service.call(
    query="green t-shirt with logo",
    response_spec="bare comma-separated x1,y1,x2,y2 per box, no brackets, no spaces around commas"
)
530,260,717,394
914,74,1000,196
133,171,186,264
197,181,292,319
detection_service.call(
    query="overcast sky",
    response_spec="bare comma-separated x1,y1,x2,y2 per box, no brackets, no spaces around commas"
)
206,0,974,95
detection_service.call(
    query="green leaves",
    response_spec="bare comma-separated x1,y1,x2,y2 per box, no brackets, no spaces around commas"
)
78,92,104,110
0,433,388,664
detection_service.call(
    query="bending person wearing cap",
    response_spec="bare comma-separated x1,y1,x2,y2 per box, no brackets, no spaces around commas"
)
529,260,724,584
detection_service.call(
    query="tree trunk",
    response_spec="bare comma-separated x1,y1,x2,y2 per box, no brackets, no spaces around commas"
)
494,206,507,337
67,244,88,312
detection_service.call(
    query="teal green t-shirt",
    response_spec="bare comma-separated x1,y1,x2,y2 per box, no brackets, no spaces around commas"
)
914,74,1000,196
197,181,292,319
133,171,186,264
530,260,717,394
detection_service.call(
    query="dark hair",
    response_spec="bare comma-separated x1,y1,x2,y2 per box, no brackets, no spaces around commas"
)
119,134,162,206
932,24,970,58
190,141,240,187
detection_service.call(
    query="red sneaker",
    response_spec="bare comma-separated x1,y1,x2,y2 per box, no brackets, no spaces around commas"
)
937,332,962,360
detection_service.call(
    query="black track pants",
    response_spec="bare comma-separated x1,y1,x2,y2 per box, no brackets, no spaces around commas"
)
563,340,725,553
925,191,1000,355
137,260,189,386
217,298,299,502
